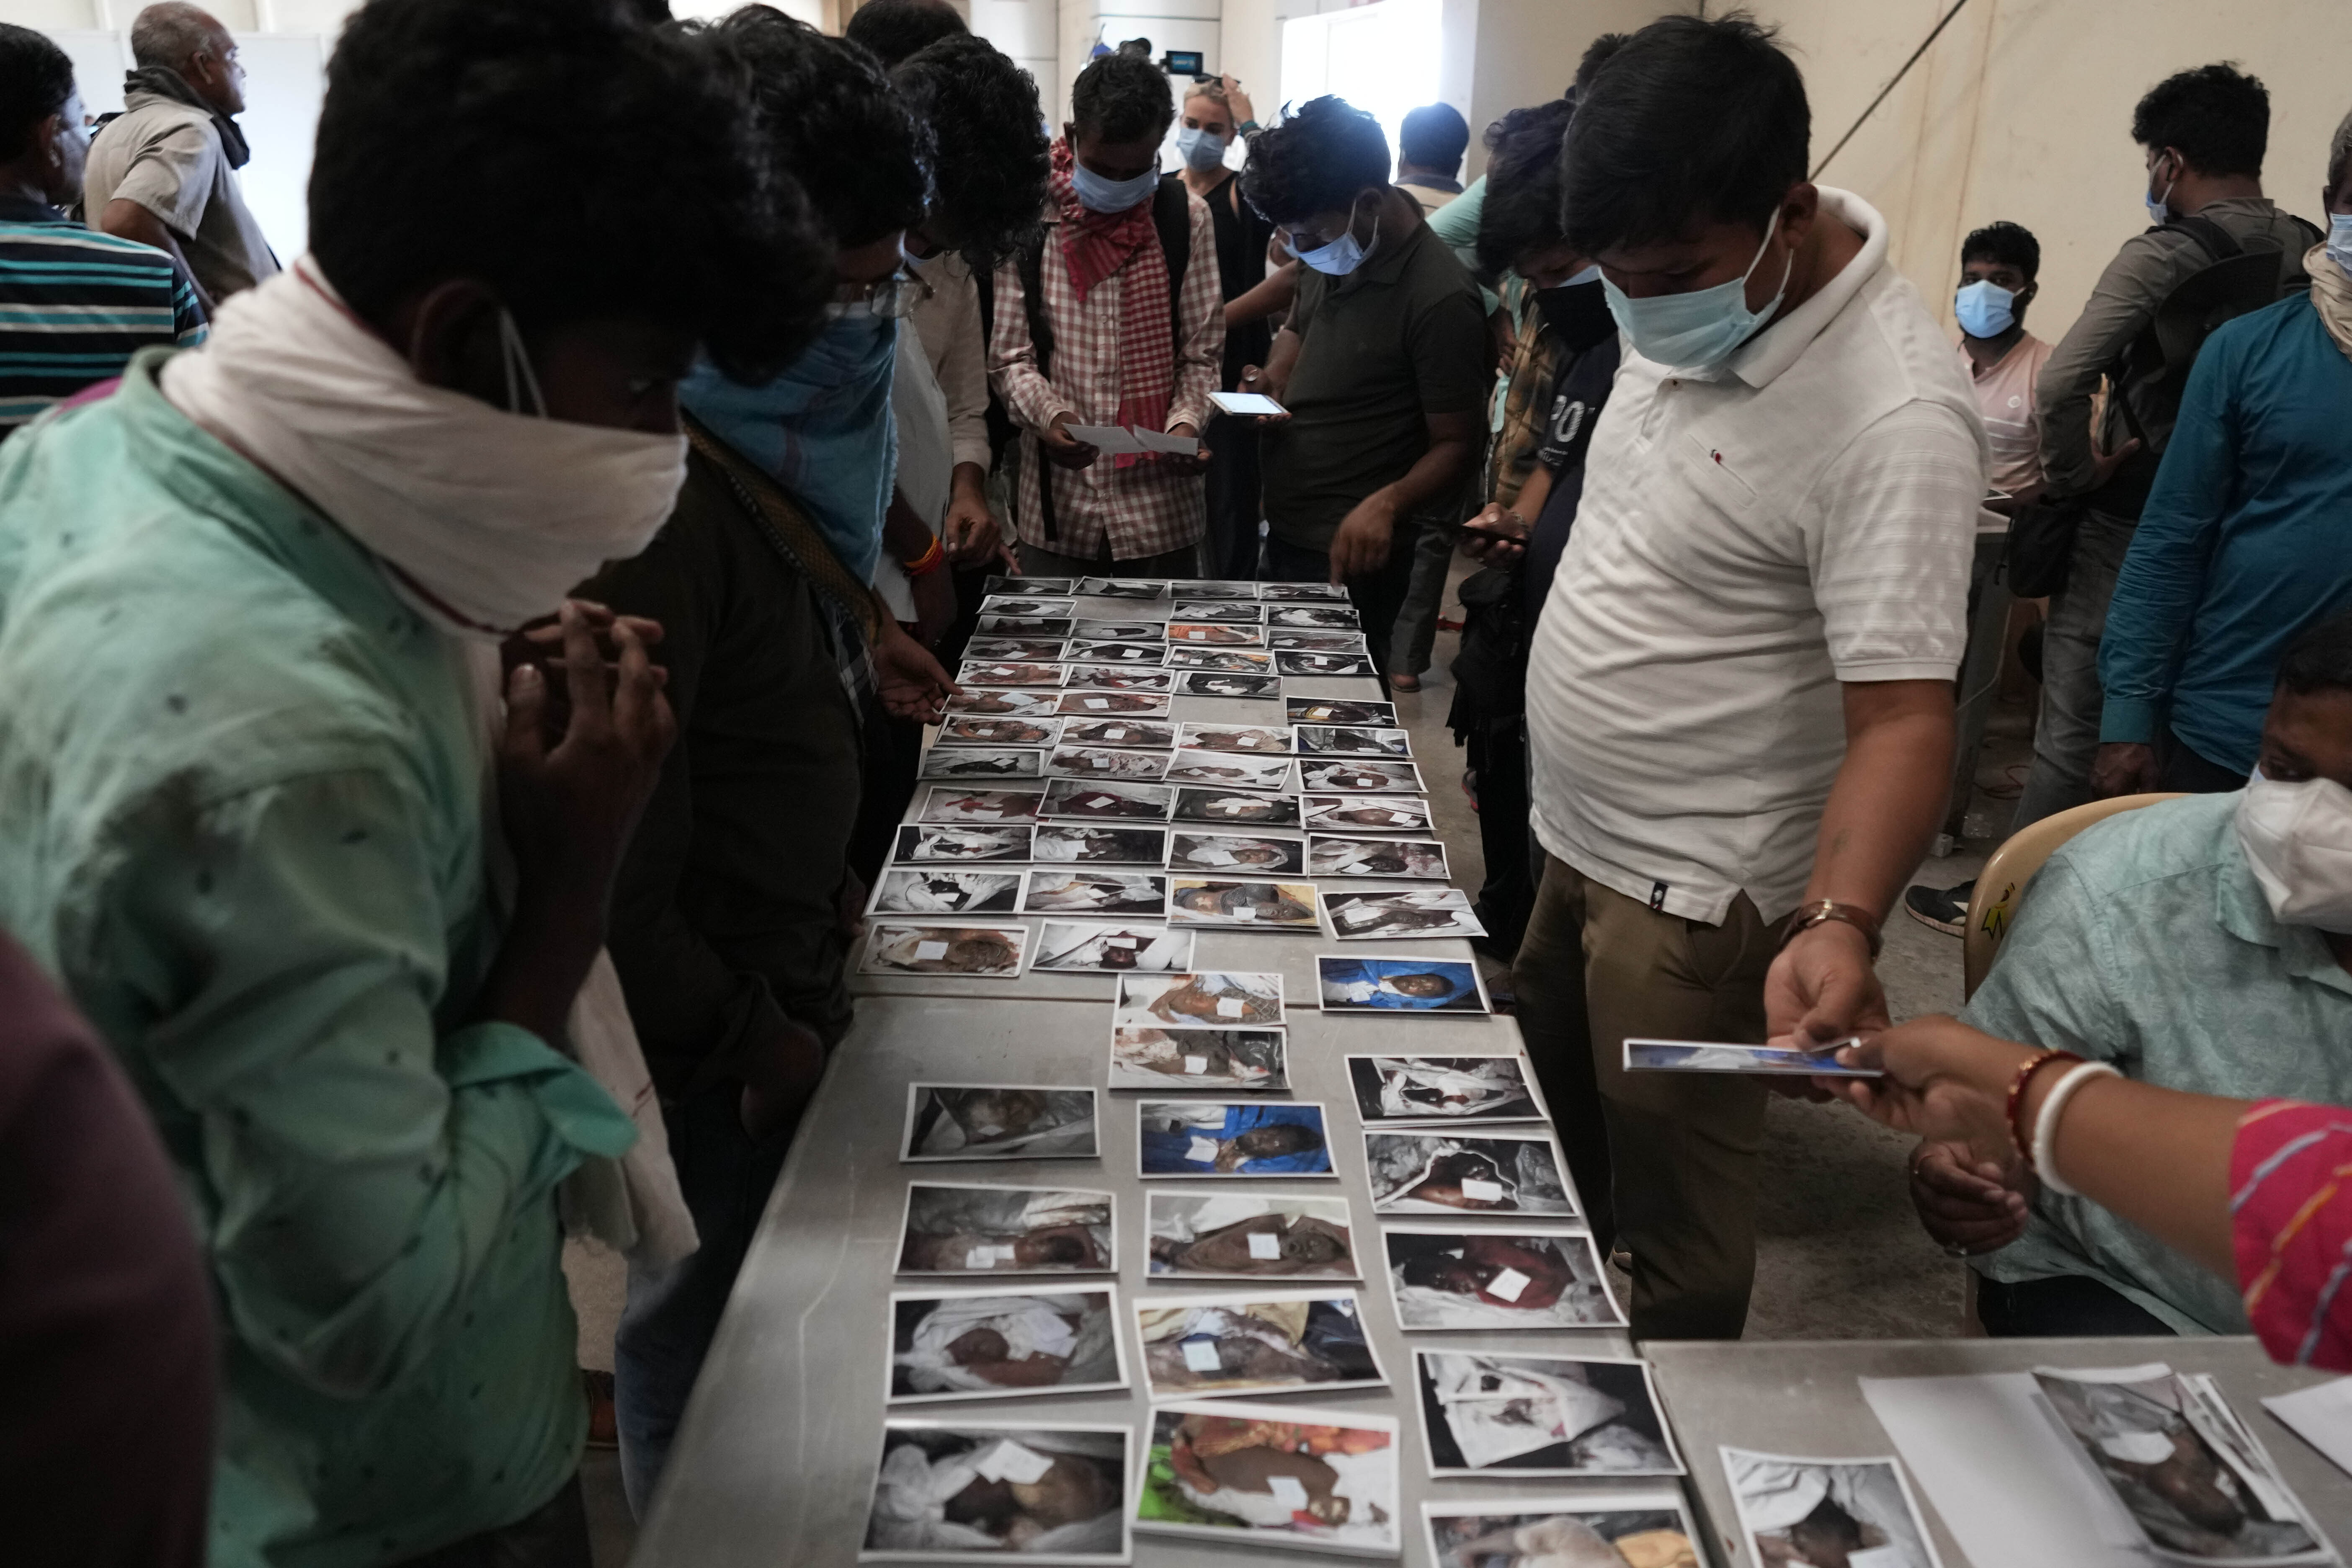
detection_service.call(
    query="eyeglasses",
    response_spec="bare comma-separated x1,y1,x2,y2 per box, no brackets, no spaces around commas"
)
830,271,931,321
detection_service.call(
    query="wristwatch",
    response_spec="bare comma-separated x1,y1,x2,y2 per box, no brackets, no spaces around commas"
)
1779,899,1883,957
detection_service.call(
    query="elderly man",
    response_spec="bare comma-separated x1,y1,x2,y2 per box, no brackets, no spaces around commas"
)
85,2,277,308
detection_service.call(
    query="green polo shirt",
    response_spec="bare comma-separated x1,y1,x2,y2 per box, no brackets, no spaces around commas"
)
1260,208,1489,552
0,351,635,1568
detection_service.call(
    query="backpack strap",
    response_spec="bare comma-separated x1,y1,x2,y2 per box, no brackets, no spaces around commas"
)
1153,176,1192,350
1015,231,1060,543
2164,213,2244,262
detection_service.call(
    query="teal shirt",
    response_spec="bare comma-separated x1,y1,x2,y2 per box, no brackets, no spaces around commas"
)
1963,792,2352,1333
0,353,636,1567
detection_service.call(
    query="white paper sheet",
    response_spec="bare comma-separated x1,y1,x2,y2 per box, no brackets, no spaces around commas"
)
1063,423,1145,454
2264,1377,2352,1480
1132,427,1197,455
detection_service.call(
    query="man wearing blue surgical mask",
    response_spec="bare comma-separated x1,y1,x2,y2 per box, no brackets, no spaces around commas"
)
1514,15,1985,1342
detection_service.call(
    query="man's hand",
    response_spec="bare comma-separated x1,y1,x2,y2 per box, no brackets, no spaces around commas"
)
1908,1140,2030,1256
909,567,956,650
1220,74,1255,130
941,489,1007,570
1150,421,1212,475
2089,741,2163,799
738,1016,827,1144
1764,919,1889,1050
1236,364,1290,425
1041,413,1099,469
2089,432,2143,492
1460,503,1529,564
502,601,667,745
1327,493,1398,582
875,618,959,723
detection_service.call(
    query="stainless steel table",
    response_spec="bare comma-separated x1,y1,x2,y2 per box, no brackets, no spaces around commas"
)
1646,1335,2352,1567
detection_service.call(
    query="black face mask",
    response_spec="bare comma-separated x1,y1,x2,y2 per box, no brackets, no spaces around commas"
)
1534,277,1615,351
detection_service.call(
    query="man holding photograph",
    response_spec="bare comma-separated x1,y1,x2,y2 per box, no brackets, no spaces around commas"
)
1512,15,1984,1340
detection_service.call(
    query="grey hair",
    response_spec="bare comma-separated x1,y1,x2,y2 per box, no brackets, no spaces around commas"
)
129,3,225,71
2331,105,2352,195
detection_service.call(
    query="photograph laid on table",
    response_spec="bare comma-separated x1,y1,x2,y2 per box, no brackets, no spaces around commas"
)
1299,758,1423,794
988,574,1073,594
1295,725,1410,758
1135,1291,1385,1401
1147,1194,1357,1282
1174,789,1302,828
922,747,1044,781
861,1421,1131,1564
1301,795,1431,833
864,924,1030,978
1169,833,1305,876
1266,606,1359,629
1030,825,1166,866
1058,690,1171,718
1169,878,1319,930
1269,629,1369,654
1259,582,1351,602
1057,718,1174,750
1171,600,1263,623
918,788,1043,824
1176,672,1283,699
1623,1039,1882,1079
961,663,1069,689
897,823,1035,863
1170,581,1257,601
888,1287,1128,1405
1415,1353,1685,1478
1286,697,1396,727
1072,619,1164,642
1139,1101,1333,1178
1422,1493,1702,1568
1165,751,1294,792
1366,1130,1579,1217
1722,1449,1944,1568
903,1086,1100,1161
1066,666,1176,694
974,616,1075,638
1167,623,1264,647
1039,779,1174,822
1278,652,1378,678
1022,871,1168,918
963,639,1069,666
1319,958,1487,1016
1046,747,1170,783
1035,923,1194,974
1075,577,1165,599
1165,646,1274,673
979,596,1077,617
2035,1365,2324,1562
1115,971,1284,1029
1349,1056,1542,1125
1322,887,1485,940
1383,1228,1623,1330
1178,723,1294,755
1110,1027,1287,1093
1065,641,1166,666
869,869,1027,917
948,688,1060,719
1308,835,1449,880
897,1185,1116,1277
1136,1403,1400,1557
939,715,1061,748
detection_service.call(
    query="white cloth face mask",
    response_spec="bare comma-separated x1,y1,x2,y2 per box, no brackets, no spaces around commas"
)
2236,770,2352,933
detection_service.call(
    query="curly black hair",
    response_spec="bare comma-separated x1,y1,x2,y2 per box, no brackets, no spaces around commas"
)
1240,95,1390,227
309,0,828,386
843,0,967,68
1961,220,2039,281
716,6,932,251
0,23,75,162
893,35,1048,269
1070,51,1173,145
1476,96,1576,277
2133,62,2268,178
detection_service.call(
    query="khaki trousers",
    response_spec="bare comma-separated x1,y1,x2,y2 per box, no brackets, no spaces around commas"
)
1511,854,1774,1340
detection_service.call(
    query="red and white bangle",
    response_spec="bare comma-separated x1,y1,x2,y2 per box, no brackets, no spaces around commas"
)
901,535,947,578
2030,1060,2122,1197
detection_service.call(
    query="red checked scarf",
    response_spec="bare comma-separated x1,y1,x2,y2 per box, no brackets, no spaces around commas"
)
1050,139,1173,464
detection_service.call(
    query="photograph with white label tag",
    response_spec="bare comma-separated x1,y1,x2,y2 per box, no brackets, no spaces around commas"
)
1057,689,1170,717
1301,794,1432,833
1039,779,1173,822
1138,1101,1332,1178
1422,1493,1701,1568
1318,958,1488,1015
1164,645,1272,672
959,662,1067,688
903,1085,1098,1161
972,616,1073,640
1114,971,1283,1029
1135,1402,1400,1557
1164,750,1293,792
1299,758,1424,794
1055,718,1173,750
1034,923,1194,973
1177,722,1293,755
1349,1056,1543,1125
946,687,1060,719
1269,629,1369,653
887,1286,1128,1405
1415,1353,1686,1478
918,787,1044,825
1021,871,1168,918
1722,1449,1945,1568
1169,600,1262,623
1175,671,1283,699
1134,1289,1385,1401
867,869,1026,917
861,1421,1131,1564
1044,746,1168,783
1145,1194,1357,1282
1166,622,1264,647
977,596,1077,618
1267,605,1359,628
1169,580,1258,600
896,1184,1114,1277
1366,1130,1580,1217
1285,696,1396,727
937,714,1060,748
1295,725,1411,758
1168,878,1319,929
1308,834,1449,880
1071,618,1163,642
1075,577,1165,598
1109,1026,1286,1092
1278,652,1377,678
1063,665,1175,693
1168,832,1305,875
894,823,1033,863
863,923,1029,978
1029,825,1166,866
921,746,1044,781
1064,640,1166,667
1172,788,1301,828
1382,1228,1623,1330
962,638,1069,665
1323,887,1486,941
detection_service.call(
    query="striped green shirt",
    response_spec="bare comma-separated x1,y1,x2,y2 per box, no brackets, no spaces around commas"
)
0,195,206,437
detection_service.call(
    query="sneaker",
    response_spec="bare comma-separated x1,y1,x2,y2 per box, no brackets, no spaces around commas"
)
1902,880,1974,937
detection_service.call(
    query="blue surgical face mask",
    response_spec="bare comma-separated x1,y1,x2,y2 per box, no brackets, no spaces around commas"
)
2327,211,2352,281
1295,194,1378,277
1954,278,2017,338
1601,208,1792,371
1071,158,1159,213
1175,125,1228,174
2145,163,2176,227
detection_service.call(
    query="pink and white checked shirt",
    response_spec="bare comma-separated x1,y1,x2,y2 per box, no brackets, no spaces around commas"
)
989,190,1225,561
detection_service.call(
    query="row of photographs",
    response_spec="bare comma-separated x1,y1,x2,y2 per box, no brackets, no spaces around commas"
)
937,720,1410,757
980,601,1359,629
921,750,1416,794
968,632,1367,665
949,691,1393,727
911,790,1426,835
980,575,1353,603
870,855,1448,923
960,657,1375,689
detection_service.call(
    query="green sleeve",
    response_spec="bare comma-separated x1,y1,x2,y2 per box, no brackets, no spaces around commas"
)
1958,851,2129,1067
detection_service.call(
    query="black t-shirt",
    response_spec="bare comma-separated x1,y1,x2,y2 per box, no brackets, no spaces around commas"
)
1197,171,1277,388
1523,307,1621,622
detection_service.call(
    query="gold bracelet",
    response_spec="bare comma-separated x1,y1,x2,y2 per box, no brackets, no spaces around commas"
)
1779,899,1883,958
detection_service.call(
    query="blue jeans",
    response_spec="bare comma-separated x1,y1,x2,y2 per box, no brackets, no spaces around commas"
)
614,1086,796,1516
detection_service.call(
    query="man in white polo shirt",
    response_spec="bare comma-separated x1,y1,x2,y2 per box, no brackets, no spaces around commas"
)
1509,15,1986,1340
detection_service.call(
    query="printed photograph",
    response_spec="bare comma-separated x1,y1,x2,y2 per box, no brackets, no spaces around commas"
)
1266,605,1360,628
973,615,1075,639
1169,833,1305,875
922,747,1044,781
959,663,1071,690
1167,623,1264,646
1114,971,1284,1029
1169,600,1263,623
1286,697,1397,727
1177,723,1292,756
1349,1057,1542,1124
1416,1354,1685,1477
1046,746,1170,782
1308,835,1450,880
1039,779,1173,822
1135,1291,1384,1400
1168,581,1258,601
1139,1101,1332,1178
963,638,1069,665
1164,750,1294,792
1269,629,1369,653
1057,690,1170,718
903,1085,1100,1161
1064,640,1165,666
1029,825,1166,865
897,1184,1114,1277
1055,719,1172,751
896,823,1034,863
977,596,1077,618
1722,1449,1945,1568
1075,577,1165,598
1301,794,1433,833
1258,582,1352,602
947,687,1059,719
1176,672,1282,699
1169,878,1320,929
1299,758,1424,794
1624,1040,1882,1079
1295,725,1411,758
1322,887,1488,941
1034,923,1194,974
1278,652,1378,678
1383,1229,1624,1330
1021,871,1168,918
1135,1404,1400,1556
869,869,1026,917
1318,958,1488,1015
1146,1194,1357,1282
918,788,1044,825
888,1287,1127,1404
938,715,1061,748
1165,646,1274,673
1110,1026,1286,1091
1064,666,1175,693
987,573,1073,594
1173,789,1301,828
1070,619,1163,642
1366,1130,1580,1217
864,924,1029,977
1423,1496,1701,1568
862,1422,1131,1563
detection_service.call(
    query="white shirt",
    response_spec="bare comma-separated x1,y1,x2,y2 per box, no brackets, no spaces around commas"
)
1525,189,1986,924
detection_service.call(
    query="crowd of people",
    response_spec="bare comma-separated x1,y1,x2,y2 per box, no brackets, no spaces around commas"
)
0,0,2349,1562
